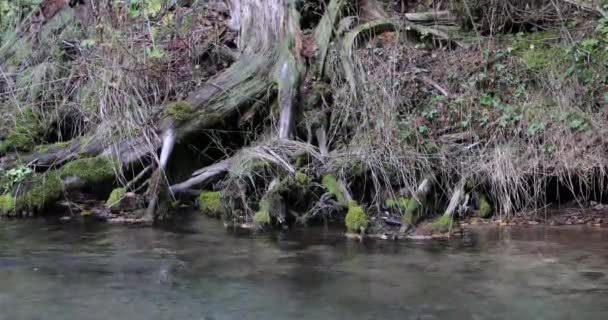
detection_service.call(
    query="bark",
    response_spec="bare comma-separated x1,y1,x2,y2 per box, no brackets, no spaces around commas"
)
169,158,234,194
444,178,466,217
146,0,304,219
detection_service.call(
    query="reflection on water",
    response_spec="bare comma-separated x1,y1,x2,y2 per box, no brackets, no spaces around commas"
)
1,215,607,320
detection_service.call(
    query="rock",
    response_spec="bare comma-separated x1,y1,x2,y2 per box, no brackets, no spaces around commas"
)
59,216,71,222
345,232,363,241
595,218,603,224
528,220,540,225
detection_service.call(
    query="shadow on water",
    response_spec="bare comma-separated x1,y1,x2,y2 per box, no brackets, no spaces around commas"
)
1,213,608,319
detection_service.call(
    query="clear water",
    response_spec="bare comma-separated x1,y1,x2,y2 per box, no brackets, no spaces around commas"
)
1,215,607,320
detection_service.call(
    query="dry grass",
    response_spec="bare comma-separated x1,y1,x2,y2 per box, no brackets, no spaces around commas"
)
322,12,608,221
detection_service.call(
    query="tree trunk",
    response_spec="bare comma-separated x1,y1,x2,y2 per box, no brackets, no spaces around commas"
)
146,0,304,220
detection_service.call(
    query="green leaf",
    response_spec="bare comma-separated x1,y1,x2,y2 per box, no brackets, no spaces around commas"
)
80,39,96,49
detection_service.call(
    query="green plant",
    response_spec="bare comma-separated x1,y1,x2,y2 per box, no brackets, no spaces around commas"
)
498,105,523,128
567,114,590,132
422,109,438,121
595,17,608,44
527,122,545,136
0,166,33,193
345,201,368,233
146,47,165,60
480,94,500,108
417,125,428,135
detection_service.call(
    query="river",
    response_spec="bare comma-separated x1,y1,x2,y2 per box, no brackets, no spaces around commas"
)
0,214,607,320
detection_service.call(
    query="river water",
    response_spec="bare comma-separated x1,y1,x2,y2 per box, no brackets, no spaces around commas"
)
0,215,607,320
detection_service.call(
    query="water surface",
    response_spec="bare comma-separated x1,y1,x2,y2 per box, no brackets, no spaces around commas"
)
1,215,607,320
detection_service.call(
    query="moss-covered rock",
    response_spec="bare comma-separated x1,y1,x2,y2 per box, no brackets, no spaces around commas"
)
0,194,14,215
106,188,126,208
427,215,454,234
15,156,117,212
322,174,345,203
345,201,368,233
198,191,222,217
478,194,493,218
59,157,117,184
254,199,272,226
165,101,195,122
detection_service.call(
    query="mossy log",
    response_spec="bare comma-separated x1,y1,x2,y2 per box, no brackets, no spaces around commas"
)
1,156,118,216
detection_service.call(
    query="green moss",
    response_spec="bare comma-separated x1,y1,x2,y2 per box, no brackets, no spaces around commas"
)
345,201,368,233
294,171,310,186
0,194,14,215
322,175,345,203
479,194,493,218
60,157,116,184
386,197,420,226
15,157,116,212
165,101,195,122
198,191,222,217
428,215,454,234
511,31,570,73
106,188,126,208
81,210,93,217
15,172,62,212
254,199,272,226
34,141,71,154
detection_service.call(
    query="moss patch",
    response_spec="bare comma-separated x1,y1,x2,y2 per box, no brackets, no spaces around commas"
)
254,199,272,226
511,31,569,73
0,194,14,215
165,101,195,122
294,171,310,186
15,157,116,212
427,215,454,234
106,188,126,208
59,157,116,184
345,201,368,233
322,175,345,203
386,197,420,226
478,194,493,218
198,191,222,217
